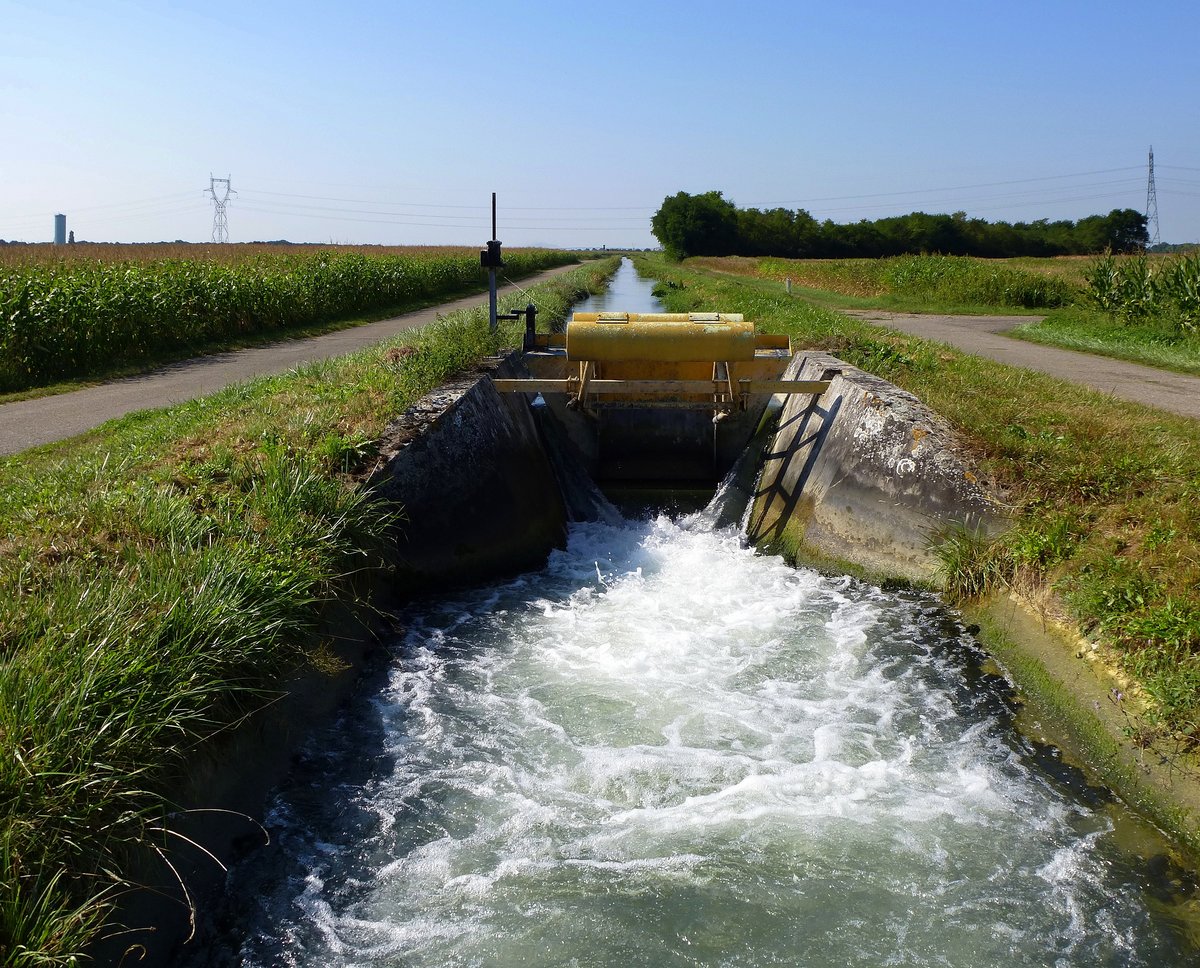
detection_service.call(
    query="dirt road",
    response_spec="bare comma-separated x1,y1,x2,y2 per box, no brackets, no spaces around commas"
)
844,309,1200,421
0,264,579,457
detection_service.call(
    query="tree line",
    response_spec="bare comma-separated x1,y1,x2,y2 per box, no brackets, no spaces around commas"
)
650,191,1150,261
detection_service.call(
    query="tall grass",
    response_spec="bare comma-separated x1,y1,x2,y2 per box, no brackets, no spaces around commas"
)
693,254,1077,309
0,248,576,391
0,258,619,964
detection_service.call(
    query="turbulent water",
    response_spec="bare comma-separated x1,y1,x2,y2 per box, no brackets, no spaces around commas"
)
193,513,1198,967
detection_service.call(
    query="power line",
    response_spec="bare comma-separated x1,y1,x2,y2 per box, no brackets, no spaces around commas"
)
232,203,642,231
240,189,655,212
750,166,1145,207
238,197,650,224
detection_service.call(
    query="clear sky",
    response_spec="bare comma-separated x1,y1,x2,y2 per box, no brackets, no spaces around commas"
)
3,0,1198,248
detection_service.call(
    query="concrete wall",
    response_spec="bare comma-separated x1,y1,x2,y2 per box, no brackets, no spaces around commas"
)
747,352,1003,582
111,348,1008,963
370,353,569,588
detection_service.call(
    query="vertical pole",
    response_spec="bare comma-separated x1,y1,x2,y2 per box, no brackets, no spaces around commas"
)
785,277,792,295
488,192,499,332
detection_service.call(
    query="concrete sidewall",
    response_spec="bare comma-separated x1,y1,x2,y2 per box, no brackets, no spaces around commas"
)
748,351,1003,582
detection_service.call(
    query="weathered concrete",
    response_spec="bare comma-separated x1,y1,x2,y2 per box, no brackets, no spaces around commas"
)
747,351,1003,582
370,353,568,588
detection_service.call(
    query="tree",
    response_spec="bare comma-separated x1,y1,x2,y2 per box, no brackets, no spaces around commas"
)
1100,209,1150,253
650,191,739,260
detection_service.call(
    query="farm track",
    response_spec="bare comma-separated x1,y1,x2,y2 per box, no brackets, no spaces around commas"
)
843,309,1200,420
0,263,578,455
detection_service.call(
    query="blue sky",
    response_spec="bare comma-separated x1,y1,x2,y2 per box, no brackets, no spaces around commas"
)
3,0,1198,247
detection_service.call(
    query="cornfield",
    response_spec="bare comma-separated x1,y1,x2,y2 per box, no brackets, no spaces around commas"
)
1085,252,1200,333
0,246,575,391
710,254,1077,308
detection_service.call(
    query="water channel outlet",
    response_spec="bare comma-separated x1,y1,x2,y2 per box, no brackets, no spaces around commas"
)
185,261,1199,966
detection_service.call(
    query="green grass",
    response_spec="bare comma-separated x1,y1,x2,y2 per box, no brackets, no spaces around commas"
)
0,248,578,394
635,252,1200,742
689,253,1076,312
690,251,1200,376
0,258,620,965
1012,307,1200,375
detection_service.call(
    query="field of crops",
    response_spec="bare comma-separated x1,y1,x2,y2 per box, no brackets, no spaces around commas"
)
690,254,1078,308
1084,251,1200,332
0,244,576,392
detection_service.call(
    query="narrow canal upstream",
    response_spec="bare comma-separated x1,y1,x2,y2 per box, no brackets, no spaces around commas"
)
189,261,1199,966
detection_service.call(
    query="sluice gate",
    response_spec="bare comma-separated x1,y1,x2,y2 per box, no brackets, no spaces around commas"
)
494,311,830,485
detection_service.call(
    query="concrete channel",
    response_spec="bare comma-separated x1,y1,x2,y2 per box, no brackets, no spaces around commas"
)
111,262,1200,965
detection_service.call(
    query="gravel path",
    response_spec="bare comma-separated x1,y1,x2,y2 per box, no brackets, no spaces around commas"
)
0,265,578,456
843,309,1200,421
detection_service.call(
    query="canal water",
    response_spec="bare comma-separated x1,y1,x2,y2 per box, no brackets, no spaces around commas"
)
187,261,1200,966
570,256,665,315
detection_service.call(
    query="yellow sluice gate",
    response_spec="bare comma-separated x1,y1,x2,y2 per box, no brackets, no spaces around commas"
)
566,313,756,364
495,312,829,413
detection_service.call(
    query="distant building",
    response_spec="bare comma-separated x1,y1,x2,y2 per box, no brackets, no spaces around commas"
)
54,214,66,245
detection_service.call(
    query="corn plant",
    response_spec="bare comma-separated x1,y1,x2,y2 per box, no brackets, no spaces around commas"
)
0,249,575,392
1083,252,1200,334
1083,252,1122,312
1159,254,1200,333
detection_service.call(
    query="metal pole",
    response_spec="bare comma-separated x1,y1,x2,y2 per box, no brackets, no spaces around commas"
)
488,192,498,332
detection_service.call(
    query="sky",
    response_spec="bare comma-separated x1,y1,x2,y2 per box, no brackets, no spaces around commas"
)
2,0,1198,248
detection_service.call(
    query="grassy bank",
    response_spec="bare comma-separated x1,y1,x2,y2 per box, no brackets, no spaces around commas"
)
688,253,1077,312
0,245,578,394
693,252,1200,376
1012,308,1200,375
0,257,619,965
636,253,1200,748
1011,252,1200,375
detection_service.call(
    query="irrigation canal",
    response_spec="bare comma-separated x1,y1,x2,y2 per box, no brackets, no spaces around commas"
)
186,261,1199,965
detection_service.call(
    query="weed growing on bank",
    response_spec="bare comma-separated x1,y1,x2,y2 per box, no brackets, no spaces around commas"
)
636,253,1200,745
0,258,619,965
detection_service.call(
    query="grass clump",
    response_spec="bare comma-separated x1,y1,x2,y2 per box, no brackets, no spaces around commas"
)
635,253,1200,748
0,258,619,963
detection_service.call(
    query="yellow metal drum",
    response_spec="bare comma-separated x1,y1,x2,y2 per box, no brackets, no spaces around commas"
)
566,313,755,363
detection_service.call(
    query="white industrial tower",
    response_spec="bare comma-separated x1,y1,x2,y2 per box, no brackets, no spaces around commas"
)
206,174,235,243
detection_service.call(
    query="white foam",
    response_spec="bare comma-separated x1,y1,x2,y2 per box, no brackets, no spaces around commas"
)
214,516,1187,967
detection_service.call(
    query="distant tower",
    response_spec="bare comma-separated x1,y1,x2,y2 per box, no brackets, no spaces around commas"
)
1146,147,1160,246
206,174,235,243
54,213,66,245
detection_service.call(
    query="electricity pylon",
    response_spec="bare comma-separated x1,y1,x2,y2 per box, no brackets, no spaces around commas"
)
206,174,234,243
1145,148,1160,246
